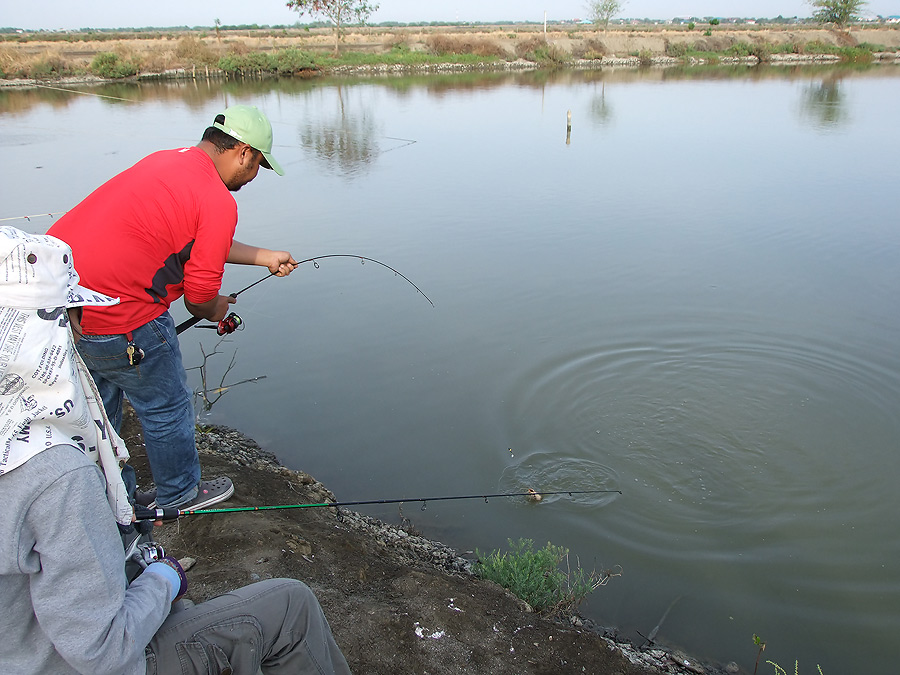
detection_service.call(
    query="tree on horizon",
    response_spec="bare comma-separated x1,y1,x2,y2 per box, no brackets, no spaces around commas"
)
286,0,379,55
586,0,627,31
807,0,868,28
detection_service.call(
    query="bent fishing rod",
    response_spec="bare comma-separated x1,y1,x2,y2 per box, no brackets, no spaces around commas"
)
176,254,434,336
134,488,622,522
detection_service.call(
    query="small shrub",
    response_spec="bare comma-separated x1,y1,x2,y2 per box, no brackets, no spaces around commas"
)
666,40,689,57
90,52,138,79
475,538,618,615
802,40,836,55
272,48,316,74
576,37,607,59
837,46,874,62
727,42,753,57
218,51,274,74
175,35,217,65
638,49,654,66
515,36,569,65
425,34,506,58
771,42,802,54
749,43,771,62
515,35,547,59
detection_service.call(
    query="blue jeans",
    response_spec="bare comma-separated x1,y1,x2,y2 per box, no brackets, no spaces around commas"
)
76,311,201,507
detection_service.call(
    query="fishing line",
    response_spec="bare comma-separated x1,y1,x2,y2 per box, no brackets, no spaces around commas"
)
176,253,434,335
135,489,622,522
379,136,417,154
33,83,138,102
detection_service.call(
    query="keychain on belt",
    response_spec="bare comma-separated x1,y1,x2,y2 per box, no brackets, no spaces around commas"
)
125,331,144,366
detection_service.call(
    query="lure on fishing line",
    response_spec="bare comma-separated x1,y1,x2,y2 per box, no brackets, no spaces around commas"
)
133,488,622,522
176,254,433,335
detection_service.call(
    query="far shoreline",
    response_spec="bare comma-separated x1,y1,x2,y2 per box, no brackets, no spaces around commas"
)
2,50,898,90
2,25,899,87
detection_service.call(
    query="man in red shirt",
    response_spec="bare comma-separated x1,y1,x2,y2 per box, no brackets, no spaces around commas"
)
48,105,297,510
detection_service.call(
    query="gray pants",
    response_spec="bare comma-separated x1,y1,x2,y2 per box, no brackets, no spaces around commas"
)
145,579,351,675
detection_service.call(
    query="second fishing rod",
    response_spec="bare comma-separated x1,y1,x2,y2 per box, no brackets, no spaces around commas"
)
134,488,622,523
176,254,434,336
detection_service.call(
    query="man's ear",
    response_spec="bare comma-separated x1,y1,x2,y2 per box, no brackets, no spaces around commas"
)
241,144,260,167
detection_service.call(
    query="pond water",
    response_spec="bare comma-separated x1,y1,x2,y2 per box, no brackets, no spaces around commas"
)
3,64,899,673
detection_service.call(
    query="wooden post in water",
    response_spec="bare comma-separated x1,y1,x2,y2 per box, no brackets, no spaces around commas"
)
566,109,572,145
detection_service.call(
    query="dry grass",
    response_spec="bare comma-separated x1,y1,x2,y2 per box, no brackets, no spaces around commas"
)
174,36,219,65
424,34,510,58
0,44,78,79
572,37,608,59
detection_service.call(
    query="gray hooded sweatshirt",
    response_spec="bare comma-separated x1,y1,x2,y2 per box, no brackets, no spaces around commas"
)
0,445,172,674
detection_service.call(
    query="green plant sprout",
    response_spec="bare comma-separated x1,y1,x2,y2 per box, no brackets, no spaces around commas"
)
475,538,619,616
767,661,824,675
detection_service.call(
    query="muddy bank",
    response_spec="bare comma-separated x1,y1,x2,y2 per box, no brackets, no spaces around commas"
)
121,406,742,674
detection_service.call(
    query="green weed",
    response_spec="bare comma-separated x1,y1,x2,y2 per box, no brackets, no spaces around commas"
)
767,661,824,675
90,52,138,79
474,538,619,616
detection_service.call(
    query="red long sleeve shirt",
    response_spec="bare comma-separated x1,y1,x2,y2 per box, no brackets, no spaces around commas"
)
49,147,237,335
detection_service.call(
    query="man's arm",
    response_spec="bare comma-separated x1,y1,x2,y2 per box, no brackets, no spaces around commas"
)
184,293,236,322
227,240,298,276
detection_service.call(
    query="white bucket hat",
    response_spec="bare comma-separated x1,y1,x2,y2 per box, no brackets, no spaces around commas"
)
0,226,119,310
0,226,131,525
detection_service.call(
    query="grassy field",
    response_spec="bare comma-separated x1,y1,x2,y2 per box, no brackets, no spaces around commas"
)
2,24,899,80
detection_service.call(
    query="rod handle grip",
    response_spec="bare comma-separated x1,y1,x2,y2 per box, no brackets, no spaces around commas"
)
134,505,180,522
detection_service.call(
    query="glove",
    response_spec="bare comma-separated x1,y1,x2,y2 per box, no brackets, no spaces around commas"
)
146,556,188,603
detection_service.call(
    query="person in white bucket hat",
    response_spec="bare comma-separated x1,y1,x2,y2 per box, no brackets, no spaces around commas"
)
0,226,350,675
0,226,130,522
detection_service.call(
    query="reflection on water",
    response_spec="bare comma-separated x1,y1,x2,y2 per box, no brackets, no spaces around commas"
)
297,85,380,176
2,64,900,674
589,81,613,125
800,75,849,128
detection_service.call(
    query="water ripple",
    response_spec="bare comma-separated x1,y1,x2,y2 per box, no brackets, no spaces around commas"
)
501,326,900,557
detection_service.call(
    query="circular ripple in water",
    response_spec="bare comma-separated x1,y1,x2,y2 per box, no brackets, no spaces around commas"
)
497,452,621,507
501,325,900,552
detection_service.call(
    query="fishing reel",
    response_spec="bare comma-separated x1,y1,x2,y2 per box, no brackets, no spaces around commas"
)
216,312,243,335
197,312,244,336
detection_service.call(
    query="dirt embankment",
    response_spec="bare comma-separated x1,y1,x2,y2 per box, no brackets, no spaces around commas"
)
121,407,736,675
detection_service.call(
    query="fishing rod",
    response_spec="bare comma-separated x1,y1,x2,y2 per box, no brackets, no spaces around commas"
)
0,211,67,223
175,254,434,336
134,488,622,522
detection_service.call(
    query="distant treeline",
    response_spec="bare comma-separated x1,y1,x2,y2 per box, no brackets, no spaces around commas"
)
3,16,878,37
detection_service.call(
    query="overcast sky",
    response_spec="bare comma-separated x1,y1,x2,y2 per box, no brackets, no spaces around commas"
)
4,1,897,31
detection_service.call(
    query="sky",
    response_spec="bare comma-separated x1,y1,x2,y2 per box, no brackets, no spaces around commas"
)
2,0,897,31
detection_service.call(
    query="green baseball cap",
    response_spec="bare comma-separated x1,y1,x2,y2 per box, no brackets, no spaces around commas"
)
212,104,284,176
